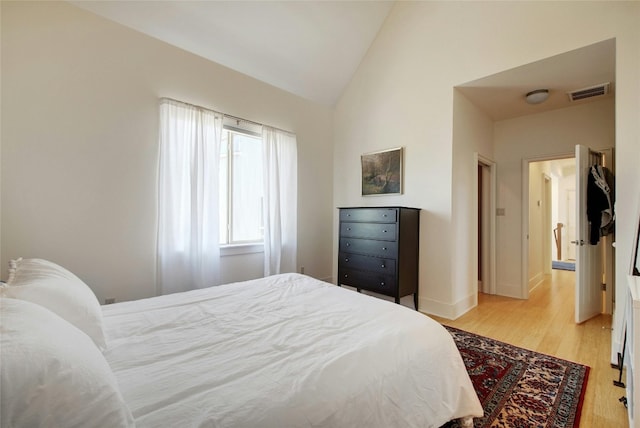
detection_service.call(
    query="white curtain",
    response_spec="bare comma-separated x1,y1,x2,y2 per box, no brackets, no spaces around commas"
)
262,126,298,276
157,99,223,294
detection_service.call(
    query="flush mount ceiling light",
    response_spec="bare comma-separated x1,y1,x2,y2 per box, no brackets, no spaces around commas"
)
525,89,550,104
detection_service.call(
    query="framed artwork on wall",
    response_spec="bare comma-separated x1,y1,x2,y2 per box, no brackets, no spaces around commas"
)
361,147,403,196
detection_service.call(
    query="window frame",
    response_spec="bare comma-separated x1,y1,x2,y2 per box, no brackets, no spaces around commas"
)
219,125,264,250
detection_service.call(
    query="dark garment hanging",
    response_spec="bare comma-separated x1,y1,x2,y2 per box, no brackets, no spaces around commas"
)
587,164,614,245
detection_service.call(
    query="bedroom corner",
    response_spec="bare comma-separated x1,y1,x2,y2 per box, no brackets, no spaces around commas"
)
0,1,334,301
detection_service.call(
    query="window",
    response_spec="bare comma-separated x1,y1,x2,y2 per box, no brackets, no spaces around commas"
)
219,128,264,246
158,98,298,291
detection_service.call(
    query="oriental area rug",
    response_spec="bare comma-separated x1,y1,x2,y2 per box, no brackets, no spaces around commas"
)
442,326,589,428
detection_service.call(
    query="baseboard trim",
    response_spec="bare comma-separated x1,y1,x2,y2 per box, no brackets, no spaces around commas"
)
420,293,478,320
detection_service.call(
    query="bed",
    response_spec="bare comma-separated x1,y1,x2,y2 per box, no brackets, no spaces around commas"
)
1,258,482,428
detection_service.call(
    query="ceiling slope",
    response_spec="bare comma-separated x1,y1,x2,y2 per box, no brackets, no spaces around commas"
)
70,0,394,106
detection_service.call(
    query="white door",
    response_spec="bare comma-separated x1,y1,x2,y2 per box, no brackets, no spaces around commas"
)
566,189,576,261
575,144,602,323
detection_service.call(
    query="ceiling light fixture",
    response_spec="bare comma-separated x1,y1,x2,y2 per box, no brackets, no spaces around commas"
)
525,89,550,105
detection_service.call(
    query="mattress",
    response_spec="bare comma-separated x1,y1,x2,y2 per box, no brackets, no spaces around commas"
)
102,273,482,427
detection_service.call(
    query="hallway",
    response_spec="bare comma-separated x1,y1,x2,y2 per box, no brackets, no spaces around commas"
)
433,270,628,427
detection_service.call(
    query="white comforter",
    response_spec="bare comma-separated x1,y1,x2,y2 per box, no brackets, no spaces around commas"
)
103,273,482,428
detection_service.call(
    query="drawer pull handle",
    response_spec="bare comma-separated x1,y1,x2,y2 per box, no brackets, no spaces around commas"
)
344,274,348,278
345,258,349,262
383,230,387,233
347,227,351,231
381,264,385,268
382,247,387,250
383,214,387,217
380,282,385,286
346,242,351,247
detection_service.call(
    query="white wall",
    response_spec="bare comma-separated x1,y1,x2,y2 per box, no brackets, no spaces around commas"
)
528,162,544,289
550,162,576,262
0,2,2,271
450,91,494,316
1,2,335,303
333,0,639,346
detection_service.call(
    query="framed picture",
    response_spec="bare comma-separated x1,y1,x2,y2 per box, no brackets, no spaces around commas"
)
361,147,403,196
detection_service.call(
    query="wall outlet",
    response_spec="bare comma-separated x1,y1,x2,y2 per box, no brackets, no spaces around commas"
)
496,208,506,216
104,297,116,305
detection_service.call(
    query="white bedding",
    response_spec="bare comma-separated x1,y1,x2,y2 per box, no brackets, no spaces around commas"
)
103,273,482,427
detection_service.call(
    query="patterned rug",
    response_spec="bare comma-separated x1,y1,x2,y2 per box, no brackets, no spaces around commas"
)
442,326,589,428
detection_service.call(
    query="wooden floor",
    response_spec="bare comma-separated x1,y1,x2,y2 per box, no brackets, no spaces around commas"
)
431,269,629,427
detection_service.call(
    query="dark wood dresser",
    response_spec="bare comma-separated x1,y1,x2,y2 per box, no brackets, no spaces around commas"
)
337,207,420,309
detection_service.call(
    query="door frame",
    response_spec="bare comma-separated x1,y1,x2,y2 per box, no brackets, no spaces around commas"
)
521,152,574,299
522,149,615,314
474,153,497,295
542,173,552,275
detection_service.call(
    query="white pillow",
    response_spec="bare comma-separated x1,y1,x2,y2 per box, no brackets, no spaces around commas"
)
0,298,135,428
2,258,107,350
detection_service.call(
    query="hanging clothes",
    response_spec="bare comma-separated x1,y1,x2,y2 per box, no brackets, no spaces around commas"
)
587,164,615,244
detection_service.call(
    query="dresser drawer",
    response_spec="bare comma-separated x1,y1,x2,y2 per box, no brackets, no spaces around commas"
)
340,222,398,241
338,252,396,275
339,208,397,223
339,238,398,258
338,268,397,294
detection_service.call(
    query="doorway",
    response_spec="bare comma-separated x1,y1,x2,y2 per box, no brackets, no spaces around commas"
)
523,151,615,318
525,157,576,294
476,154,496,296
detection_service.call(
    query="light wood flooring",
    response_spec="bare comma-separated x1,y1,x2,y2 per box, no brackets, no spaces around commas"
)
430,269,629,427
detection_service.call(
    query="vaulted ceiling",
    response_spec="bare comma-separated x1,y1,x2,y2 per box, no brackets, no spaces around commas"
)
70,1,615,118
70,1,394,106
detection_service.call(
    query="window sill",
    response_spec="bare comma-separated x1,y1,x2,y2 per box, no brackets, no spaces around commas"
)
221,243,264,257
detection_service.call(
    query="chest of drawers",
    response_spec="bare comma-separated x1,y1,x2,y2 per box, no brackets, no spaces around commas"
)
337,207,420,309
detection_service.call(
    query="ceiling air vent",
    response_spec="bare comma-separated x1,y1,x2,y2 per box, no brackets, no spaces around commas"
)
567,82,610,102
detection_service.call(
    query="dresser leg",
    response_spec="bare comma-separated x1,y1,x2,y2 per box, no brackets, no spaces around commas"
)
395,296,400,304
414,293,418,311
357,288,361,293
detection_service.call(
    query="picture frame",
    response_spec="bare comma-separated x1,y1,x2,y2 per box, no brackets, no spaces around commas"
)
361,147,403,196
